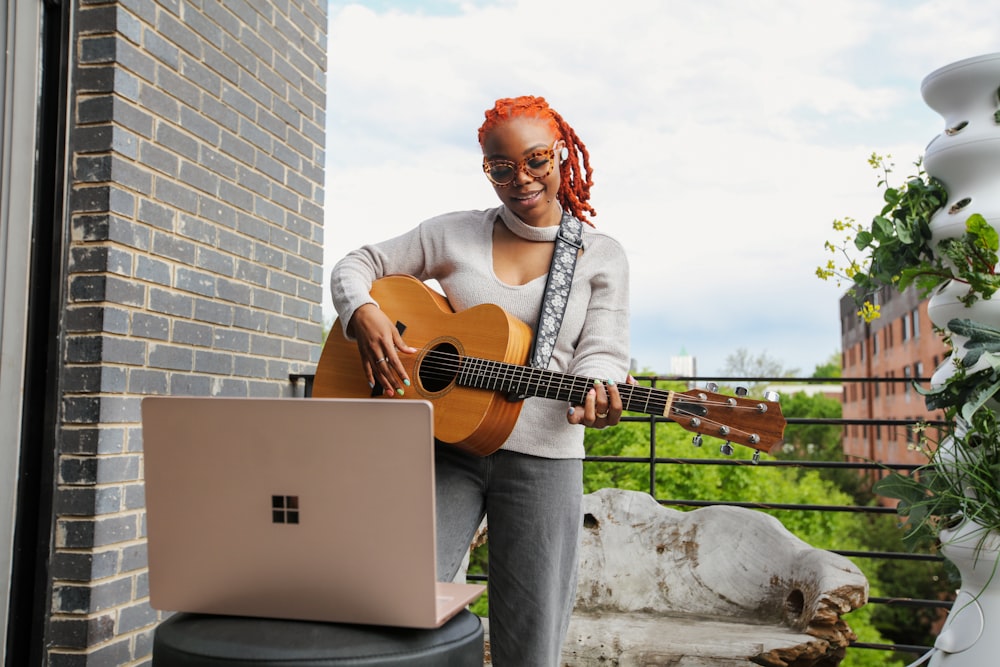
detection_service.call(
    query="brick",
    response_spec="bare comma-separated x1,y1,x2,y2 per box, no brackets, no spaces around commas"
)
55,486,122,516
66,334,103,362
252,286,282,313
218,229,253,257
156,68,201,110
101,337,145,364
149,287,193,317
176,267,216,297
196,248,236,276
112,97,154,139
61,366,102,393
172,320,213,347
148,343,194,371
139,140,179,177
116,40,156,84
233,306,266,331
180,53,225,96
71,185,111,214
127,369,168,394
213,377,249,396
135,255,172,285
169,374,211,395
211,325,251,353
76,5,117,35
177,214,216,244
137,81,180,123
163,19,205,61
253,244,283,270
235,355,267,378
219,130,255,168
254,194,284,226
156,123,200,161
200,197,238,228
76,94,115,123
59,457,99,486
63,396,102,424
151,232,196,264
101,395,141,422
251,334,281,357
193,298,233,326
200,96,239,135
268,272,297,297
143,28,180,69
179,106,221,146
131,312,170,340
121,543,147,574
194,350,233,375
285,254,312,281
179,160,220,195
137,198,175,230
48,614,115,650
108,216,151,250
104,276,145,306
123,483,145,511
120,600,158,635
266,314,296,338
216,277,252,305
154,178,199,214
75,154,113,182
108,186,136,217
50,550,119,581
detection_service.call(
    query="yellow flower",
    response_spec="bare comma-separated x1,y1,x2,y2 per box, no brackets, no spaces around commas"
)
856,301,881,322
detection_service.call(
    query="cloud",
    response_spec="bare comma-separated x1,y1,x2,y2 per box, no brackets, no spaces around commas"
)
324,0,1000,375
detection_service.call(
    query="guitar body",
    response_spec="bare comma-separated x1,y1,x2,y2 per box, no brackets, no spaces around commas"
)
314,275,534,456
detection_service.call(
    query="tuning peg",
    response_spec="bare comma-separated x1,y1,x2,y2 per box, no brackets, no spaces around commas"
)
752,451,761,464
763,390,780,402
691,434,703,447
720,442,734,455
705,382,719,392
735,386,748,397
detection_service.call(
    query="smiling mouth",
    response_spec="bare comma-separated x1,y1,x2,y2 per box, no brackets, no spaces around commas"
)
513,190,543,202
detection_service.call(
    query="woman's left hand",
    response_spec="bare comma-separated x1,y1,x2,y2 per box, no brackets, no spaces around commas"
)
567,377,627,428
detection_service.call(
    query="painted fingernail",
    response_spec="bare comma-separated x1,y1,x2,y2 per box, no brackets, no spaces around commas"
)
607,379,616,386
368,381,375,389
568,406,575,416
396,388,404,396
404,378,411,387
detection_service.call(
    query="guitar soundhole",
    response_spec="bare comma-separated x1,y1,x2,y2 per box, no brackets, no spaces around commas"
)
419,342,460,393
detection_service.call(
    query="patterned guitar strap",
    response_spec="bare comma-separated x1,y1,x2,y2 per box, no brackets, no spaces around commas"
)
508,211,583,401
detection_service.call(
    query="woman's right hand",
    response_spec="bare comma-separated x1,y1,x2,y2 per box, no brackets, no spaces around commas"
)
347,304,417,396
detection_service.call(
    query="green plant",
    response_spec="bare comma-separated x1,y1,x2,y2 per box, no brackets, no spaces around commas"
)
820,153,1000,552
818,154,999,321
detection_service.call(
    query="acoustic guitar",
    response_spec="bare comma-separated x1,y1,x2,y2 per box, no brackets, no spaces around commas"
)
314,275,786,457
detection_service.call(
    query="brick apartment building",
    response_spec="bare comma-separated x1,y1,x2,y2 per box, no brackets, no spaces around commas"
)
840,286,950,468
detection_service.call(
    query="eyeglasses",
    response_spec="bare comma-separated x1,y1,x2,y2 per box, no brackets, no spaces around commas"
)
482,144,556,187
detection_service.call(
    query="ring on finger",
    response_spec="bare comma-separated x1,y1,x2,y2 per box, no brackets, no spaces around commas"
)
376,357,388,364
596,411,609,419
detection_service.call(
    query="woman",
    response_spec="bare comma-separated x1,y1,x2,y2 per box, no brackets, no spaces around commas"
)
330,95,631,665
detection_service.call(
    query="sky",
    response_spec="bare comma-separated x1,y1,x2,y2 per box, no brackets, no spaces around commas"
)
322,0,1000,377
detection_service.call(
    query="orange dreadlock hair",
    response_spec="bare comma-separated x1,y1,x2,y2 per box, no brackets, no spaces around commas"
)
478,96,597,226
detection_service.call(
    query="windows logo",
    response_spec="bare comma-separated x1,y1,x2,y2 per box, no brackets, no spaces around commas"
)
272,495,299,524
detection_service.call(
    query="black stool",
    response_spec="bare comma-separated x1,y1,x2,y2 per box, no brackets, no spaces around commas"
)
152,610,484,666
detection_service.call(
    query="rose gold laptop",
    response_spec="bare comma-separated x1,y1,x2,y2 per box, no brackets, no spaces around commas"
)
141,396,485,628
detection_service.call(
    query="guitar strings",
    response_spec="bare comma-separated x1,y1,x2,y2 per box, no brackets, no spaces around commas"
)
407,347,771,448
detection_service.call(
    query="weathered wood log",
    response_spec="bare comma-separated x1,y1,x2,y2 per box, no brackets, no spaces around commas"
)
561,488,869,666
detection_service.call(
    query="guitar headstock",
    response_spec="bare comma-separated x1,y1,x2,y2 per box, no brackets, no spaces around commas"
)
669,388,786,456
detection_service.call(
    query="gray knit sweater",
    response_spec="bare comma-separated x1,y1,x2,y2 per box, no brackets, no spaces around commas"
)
329,205,631,459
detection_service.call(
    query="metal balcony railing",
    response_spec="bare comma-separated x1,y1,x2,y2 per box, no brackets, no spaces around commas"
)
292,371,947,664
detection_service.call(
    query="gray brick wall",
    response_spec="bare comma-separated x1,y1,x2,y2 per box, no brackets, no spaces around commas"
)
47,1,327,663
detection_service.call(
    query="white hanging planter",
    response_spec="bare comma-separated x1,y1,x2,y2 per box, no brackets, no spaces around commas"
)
928,518,1000,666
915,52,1000,667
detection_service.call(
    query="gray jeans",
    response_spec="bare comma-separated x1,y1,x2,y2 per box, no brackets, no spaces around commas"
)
434,442,583,667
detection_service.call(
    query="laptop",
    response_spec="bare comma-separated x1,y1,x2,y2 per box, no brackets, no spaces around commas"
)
141,396,485,628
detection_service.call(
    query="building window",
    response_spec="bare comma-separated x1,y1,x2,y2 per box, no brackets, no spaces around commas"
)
912,308,920,339
902,313,911,341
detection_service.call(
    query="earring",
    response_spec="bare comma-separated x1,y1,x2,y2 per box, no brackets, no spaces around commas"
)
560,146,569,162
